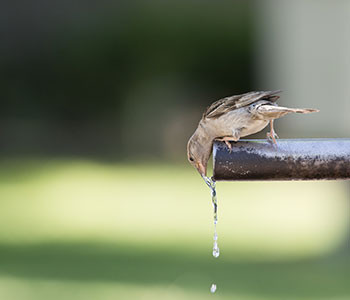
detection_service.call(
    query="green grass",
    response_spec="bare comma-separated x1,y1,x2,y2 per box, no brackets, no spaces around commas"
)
0,159,349,299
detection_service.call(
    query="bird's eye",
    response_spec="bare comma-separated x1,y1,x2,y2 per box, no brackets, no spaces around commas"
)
189,157,194,162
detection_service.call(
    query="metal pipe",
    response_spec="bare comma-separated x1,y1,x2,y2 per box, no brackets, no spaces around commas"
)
212,139,350,181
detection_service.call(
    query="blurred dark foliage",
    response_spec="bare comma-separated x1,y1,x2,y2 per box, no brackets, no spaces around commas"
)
0,0,254,158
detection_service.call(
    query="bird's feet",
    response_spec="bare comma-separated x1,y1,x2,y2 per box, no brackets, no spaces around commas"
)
267,120,278,145
224,140,232,152
215,137,237,152
266,130,279,145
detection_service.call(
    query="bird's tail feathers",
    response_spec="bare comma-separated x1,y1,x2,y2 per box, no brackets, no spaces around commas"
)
256,105,319,119
284,107,320,114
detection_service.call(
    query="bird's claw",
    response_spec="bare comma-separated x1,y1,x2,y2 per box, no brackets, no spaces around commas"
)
225,141,232,153
267,131,279,139
267,131,278,145
215,137,233,152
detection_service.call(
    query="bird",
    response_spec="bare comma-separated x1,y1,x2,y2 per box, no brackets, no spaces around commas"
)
187,90,319,177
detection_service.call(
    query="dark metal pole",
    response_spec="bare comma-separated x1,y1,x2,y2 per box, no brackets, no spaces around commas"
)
213,139,350,181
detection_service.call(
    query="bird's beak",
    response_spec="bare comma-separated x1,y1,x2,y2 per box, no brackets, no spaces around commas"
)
196,162,206,177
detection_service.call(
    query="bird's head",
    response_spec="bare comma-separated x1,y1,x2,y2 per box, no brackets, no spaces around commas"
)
187,130,212,177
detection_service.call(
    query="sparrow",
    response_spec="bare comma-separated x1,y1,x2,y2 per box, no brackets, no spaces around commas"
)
187,90,319,176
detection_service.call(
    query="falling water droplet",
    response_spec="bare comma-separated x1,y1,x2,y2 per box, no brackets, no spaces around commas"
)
210,283,217,293
213,241,220,258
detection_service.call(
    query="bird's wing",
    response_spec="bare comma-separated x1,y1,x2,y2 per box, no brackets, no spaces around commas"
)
203,90,282,119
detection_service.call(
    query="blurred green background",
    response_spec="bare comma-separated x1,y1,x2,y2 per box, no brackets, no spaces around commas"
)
1,0,350,299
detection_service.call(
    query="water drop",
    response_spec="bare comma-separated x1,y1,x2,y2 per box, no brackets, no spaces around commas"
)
210,283,217,293
213,243,220,258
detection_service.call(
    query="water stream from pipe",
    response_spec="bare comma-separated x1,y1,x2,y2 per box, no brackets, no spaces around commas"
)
202,175,219,293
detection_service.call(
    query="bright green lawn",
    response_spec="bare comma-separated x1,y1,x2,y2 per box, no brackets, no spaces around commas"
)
0,159,349,300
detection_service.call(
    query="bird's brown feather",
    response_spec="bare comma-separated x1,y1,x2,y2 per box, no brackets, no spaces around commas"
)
203,90,282,119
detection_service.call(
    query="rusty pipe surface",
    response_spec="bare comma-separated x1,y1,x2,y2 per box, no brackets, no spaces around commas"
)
213,139,350,181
